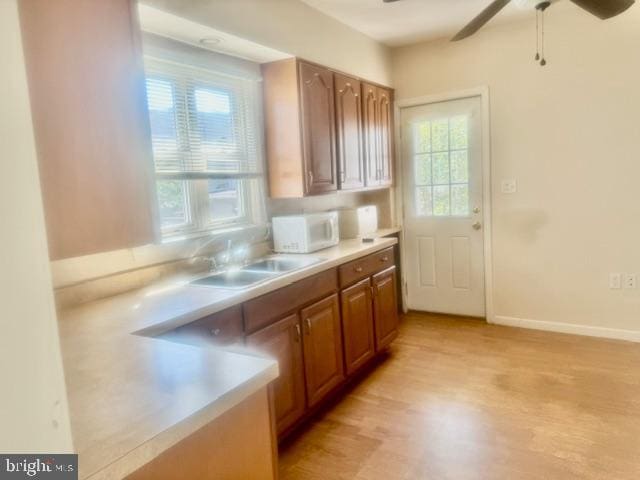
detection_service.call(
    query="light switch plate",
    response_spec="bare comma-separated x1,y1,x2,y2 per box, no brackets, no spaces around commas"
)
501,179,517,194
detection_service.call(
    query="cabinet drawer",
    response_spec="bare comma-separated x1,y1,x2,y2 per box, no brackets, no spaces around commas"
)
170,305,244,347
244,268,338,334
339,247,395,287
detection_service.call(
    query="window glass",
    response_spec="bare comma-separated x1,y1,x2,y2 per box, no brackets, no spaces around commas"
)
413,116,470,217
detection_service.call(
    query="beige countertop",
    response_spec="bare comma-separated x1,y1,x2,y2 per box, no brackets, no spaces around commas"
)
58,233,399,479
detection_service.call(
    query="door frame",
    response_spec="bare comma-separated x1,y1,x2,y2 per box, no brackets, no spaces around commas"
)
393,87,494,322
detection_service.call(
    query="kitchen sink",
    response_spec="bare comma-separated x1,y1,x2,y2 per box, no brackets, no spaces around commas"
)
190,255,322,289
191,269,277,289
242,256,321,273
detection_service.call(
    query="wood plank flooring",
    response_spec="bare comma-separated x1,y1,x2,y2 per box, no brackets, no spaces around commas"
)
278,312,640,480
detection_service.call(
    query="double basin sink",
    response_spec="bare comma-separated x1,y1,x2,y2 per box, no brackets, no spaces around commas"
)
191,255,322,289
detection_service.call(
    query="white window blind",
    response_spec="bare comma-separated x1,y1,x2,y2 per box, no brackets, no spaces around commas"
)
145,56,262,179
144,55,266,237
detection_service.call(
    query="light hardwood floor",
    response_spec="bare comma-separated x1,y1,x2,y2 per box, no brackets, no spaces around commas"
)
279,312,640,480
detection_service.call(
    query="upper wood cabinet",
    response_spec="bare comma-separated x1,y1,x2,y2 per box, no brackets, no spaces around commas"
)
299,62,338,194
334,73,365,190
19,0,157,260
246,313,306,435
378,88,394,187
300,294,345,408
262,58,337,198
262,58,393,197
363,83,394,188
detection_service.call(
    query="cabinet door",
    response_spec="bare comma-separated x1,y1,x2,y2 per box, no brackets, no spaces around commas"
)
377,87,394,187
362,82,380,187
341,278,375,375
246,314,306,435
19,0,156,260
334,73,365,190
300,294,345,407
372,266,399,351
299,61,337,195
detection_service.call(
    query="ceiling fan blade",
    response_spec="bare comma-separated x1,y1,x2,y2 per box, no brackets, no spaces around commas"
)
451,0,512,41
570,0,634,19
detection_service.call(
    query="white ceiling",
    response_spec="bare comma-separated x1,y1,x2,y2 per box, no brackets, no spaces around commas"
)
300,0,561,47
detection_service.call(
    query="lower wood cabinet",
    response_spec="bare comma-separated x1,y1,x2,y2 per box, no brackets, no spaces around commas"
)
300,294,345,407
341,278,376,375
373,266,399,350
246,314,306,435
162,249,399,440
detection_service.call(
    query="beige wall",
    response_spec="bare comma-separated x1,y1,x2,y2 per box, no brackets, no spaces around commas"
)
142,0,392,85
0,0,73,452
392,5,640,335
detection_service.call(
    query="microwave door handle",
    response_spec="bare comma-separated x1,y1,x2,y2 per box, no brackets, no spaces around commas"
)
328,218,336,241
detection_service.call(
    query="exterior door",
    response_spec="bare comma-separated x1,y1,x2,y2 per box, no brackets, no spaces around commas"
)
299,61,337,195
372,266,399,350
341,278,375,375
334,73,365,190
300,294,345,407
246,313,306,435
401,96,485,317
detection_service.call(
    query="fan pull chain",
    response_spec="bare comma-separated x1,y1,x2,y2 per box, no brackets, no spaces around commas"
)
535,9,540,61
540,7,547,66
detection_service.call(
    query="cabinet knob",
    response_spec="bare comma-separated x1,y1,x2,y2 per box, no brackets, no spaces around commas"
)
354,266,363,273
210,328,221,337
381,256,389,262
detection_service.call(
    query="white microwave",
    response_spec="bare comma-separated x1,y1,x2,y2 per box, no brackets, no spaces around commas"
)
272,212,339,253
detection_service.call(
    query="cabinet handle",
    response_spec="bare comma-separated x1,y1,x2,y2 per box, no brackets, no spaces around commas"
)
305,318,312,334
381,256,389,262
295,324,301,342
354,266,363,273
370,286,376,297
210,328,221,337
308,171,314,187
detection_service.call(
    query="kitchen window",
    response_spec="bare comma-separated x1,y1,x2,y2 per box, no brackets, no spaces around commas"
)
144,56,265,238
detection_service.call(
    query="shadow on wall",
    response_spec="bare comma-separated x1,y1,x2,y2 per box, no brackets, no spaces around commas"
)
500,208,549,244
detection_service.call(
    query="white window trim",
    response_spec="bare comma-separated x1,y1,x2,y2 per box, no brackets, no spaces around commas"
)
144,48,267,240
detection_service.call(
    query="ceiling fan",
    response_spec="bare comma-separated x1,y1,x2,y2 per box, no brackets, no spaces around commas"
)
383,0,635,65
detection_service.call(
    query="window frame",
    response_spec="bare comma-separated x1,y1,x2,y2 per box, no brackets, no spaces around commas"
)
144,55,266,240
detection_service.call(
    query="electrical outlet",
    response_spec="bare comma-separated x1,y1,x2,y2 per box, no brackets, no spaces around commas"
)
501,179,517,194
609,273,622,289
623,274,637,289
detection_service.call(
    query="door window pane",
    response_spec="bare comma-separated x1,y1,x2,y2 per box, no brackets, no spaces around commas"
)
156,180,189,228
416,186,433,216
451,184,469,216
415,154,432,185
433,185,450,216
412,114,470,217
450,116,468,149
415,122,431,153
450,150,468,183
432,152,449,185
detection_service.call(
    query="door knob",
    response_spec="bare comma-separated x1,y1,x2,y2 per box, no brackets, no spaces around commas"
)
472,221,482,230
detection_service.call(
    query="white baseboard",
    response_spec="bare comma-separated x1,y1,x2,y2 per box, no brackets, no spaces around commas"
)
490,315,640,343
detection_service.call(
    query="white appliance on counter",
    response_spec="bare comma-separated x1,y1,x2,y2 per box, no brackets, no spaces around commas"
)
272,211,339,253
337,205,378,239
